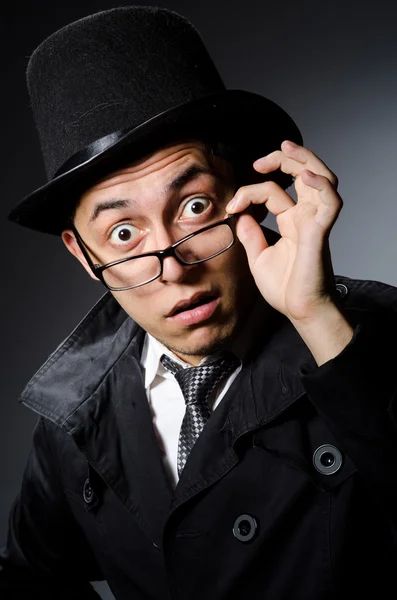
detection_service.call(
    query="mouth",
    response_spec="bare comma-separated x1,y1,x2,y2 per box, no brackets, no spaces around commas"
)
166,293,220,325
168,293,217,317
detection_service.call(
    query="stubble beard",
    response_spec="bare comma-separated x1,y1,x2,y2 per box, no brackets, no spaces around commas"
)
163,328,236,361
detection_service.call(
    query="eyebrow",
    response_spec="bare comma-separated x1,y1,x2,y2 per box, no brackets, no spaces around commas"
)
88,164,220,223
89,198,131,223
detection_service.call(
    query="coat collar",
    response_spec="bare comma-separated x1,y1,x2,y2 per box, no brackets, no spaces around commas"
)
19,289,314,433
19,291,143,425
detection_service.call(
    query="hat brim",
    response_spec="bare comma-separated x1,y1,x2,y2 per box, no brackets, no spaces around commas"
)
8,90,303,235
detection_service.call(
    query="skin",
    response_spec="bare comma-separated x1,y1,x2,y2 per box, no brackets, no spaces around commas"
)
63,139,354,367
62,142,260,365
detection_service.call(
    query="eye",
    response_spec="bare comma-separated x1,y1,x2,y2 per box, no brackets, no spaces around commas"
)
109,223,140,246
181,197,211,218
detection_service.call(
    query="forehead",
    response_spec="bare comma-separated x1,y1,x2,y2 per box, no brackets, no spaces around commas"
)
75,141,228,222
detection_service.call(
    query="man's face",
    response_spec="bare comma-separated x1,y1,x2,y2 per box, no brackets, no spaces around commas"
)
62,142,259,365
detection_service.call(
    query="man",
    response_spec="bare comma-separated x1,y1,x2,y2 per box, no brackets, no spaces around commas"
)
1,5,397,599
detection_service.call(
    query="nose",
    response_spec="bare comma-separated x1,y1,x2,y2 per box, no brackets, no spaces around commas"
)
154,228,193,284
160,253,193,283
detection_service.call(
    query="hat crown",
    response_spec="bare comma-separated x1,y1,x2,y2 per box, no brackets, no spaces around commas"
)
27,6,225,180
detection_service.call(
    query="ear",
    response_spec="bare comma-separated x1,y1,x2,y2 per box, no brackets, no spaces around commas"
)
61,229,100,281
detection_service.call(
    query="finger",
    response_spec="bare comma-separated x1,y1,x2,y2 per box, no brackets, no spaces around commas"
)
280,140,316,165
253,150,299,178
299,169,343,226
300,170,341,205
281,141,338,188
254,141,338,188
234,213,269,268
226,180,295,216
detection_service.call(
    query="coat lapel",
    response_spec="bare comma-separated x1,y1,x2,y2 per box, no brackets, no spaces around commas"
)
69,347,173,548
20,292,173,548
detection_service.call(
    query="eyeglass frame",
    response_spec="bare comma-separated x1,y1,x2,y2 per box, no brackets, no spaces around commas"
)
71,214,237,291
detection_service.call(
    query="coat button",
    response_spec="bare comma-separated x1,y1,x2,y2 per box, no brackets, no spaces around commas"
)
233,514,258,542
335,283,348,298
313,444,343,475
83,478,94,504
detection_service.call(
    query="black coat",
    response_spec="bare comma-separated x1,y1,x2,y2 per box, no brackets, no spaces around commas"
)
1,275,397,599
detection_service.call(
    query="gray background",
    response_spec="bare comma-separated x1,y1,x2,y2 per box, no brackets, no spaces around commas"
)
1,1,396,598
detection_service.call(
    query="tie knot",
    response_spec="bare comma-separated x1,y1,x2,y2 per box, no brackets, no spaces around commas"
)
160,351,239,405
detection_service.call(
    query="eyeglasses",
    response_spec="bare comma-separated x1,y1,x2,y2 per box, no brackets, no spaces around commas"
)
72,214,237,291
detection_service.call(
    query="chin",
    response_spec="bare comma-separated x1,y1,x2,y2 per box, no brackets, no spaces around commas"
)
168,339,229,359
163,320,238,359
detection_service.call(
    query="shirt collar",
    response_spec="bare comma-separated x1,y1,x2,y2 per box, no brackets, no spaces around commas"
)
141,334,189,389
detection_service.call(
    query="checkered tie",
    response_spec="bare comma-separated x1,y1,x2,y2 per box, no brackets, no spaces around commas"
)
160,352,239,475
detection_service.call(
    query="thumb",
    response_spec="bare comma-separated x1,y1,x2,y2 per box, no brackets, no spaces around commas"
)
235,213,269,269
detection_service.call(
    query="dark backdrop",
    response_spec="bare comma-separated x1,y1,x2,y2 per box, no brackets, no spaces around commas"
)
1,1,396,598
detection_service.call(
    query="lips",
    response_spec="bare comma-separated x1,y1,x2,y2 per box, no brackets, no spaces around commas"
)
167,292,217,318
167,295,220,326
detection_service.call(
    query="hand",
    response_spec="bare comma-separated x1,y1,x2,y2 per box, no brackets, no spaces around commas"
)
226,140,342,324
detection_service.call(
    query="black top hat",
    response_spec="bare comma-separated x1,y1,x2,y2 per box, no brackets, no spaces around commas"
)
8,5,303,236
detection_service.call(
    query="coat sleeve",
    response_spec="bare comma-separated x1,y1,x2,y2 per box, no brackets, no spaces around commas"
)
0,417,103,598
301,303,397,538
